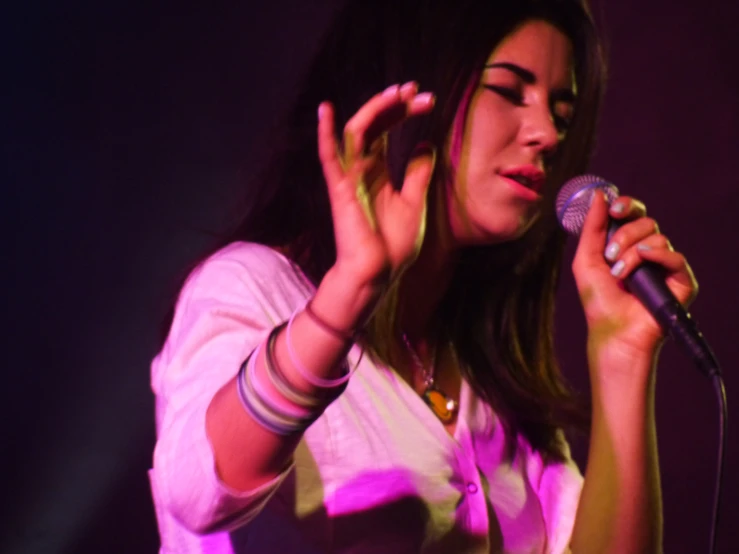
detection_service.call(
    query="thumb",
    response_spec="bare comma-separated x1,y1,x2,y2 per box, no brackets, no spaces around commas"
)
401,143,436,209
575,189,610,263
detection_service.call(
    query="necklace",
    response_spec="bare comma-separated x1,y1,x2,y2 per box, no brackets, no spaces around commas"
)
401,333,459,424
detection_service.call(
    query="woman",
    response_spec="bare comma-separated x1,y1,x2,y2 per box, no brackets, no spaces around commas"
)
150,0,696,552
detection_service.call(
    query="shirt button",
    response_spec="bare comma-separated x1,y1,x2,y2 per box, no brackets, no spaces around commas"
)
466,482,478,494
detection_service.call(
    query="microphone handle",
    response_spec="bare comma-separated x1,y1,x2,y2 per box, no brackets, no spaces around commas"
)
606,220,720,377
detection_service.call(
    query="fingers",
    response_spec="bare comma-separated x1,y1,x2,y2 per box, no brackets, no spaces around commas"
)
608,195,647,221
575,192,654,267
343,81,435,162
401,143,436,209
573,190,610,267
607,233,698,303
317,102,344,189
604,216,660,263
318,82,436,204
608,233,672,278
633,238,698,301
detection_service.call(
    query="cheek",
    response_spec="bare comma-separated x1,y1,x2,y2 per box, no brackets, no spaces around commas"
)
465,106,518,165
454,117,509,206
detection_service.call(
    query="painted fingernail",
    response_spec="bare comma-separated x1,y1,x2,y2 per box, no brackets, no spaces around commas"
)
605,242,620,261
411,92,435,106
637,243,652,252
400,81,418,95
610,202,625,215
383,84,400,96
611,259,626,277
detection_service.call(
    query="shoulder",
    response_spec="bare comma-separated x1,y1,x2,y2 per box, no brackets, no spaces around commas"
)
157,241,314,375
208,241,304,280
191,241,312,294
174,241,315,322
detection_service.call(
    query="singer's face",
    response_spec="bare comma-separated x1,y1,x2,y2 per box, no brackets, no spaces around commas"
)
446,19,575,245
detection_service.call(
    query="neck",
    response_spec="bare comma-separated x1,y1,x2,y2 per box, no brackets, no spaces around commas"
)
397,211,459,344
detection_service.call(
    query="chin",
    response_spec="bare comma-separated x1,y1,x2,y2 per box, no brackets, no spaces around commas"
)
460,223,526,246
449,205,540,246
481,213,539,244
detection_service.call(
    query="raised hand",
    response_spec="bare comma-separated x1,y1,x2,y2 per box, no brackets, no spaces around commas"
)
317,82,436,289
572,191,698,368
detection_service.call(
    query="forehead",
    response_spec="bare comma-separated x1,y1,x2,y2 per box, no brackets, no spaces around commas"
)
486,19,574,86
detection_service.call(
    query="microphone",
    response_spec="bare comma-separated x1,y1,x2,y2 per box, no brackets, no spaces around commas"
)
556,174,720,377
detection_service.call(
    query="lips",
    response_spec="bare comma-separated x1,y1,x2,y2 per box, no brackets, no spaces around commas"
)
499,165,545,193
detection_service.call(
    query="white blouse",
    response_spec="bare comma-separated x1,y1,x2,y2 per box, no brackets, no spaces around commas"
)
149,242,582,553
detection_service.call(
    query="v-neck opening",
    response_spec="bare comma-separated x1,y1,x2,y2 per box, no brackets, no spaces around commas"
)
383,362,470,448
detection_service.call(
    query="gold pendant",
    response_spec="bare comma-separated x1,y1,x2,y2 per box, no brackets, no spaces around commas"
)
423,388,458,423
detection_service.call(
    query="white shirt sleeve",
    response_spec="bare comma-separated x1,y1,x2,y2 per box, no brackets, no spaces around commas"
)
150,243,312,535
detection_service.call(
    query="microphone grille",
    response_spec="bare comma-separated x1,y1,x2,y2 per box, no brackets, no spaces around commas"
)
556,174,619,235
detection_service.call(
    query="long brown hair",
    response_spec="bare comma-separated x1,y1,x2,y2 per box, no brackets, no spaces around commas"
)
167,0,606,461
374,1,607,461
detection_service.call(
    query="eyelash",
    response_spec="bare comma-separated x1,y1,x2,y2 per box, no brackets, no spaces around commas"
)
482,84,572,133
483,84,523,105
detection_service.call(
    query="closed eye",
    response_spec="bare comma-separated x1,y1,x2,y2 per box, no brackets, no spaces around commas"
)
482,84,523,105
483,84,572,134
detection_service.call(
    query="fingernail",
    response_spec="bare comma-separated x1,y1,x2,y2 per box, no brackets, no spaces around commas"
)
637,243,652,252
610,259,625,277
411,92,435,106
400,81,418,95
317,103,327,120
383,84,400,96
605,242,620,261
610,202,625,215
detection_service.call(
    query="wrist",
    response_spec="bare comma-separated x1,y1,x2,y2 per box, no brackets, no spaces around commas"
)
311,265,384,336
587,336,660,394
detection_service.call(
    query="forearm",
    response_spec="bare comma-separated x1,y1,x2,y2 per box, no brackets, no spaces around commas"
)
206,266,381,492
570,351,663,553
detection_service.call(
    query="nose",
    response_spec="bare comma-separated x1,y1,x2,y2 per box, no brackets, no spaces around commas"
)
520,102,560,156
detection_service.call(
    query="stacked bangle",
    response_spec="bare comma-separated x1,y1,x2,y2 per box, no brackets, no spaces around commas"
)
236,343,320,436
248,342,312,419
263,323,326,409
235,300,363,435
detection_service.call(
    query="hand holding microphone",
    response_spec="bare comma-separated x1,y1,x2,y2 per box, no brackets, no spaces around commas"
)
557,174,718,377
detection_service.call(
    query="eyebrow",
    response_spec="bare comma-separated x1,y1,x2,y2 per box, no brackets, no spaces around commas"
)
486,62,535,83
485,62,576,103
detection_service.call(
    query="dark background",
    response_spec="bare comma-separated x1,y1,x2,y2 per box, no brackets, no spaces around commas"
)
3,1,738,553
